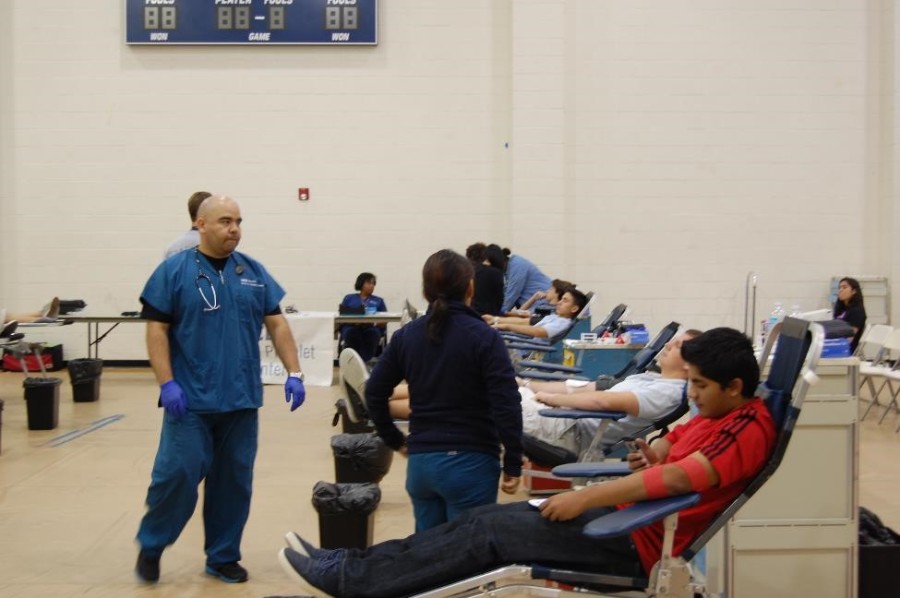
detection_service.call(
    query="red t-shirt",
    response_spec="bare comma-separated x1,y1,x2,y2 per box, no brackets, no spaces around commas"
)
628,399,776,575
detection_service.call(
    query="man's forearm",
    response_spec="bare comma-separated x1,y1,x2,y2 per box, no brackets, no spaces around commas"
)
146,323,174,385
268,316,301,372
500,322,547,337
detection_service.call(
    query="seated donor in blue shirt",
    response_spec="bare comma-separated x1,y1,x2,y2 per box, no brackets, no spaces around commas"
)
485,287,587,339
339,272,388,362
519,330,702,455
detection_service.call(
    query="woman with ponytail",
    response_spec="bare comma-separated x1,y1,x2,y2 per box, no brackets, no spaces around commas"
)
365,249,523,532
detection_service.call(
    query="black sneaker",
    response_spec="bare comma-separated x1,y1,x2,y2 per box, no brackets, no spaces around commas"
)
135,551,160,583
0,320,18,339
205,561,249,583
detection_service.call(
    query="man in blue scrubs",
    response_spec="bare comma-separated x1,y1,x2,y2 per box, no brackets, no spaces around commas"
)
135,195,306,584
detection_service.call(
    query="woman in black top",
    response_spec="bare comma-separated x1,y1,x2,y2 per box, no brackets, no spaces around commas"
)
366,249,523,532
466,242,504,316
833,277,867,351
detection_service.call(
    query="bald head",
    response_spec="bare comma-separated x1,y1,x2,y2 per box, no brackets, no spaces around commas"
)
197,195,242,258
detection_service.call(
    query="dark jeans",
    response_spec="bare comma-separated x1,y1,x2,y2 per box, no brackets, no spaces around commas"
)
341,325,383,362
336,501,640,597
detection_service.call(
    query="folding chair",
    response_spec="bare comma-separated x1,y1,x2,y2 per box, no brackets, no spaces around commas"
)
854,323,893,363
519,321,680,384
859,327,900,421
410,317,824,598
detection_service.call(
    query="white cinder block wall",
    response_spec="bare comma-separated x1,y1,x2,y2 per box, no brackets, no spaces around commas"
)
0,0,897,359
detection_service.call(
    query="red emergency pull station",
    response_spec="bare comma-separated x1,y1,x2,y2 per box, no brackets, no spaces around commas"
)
298,188,310,201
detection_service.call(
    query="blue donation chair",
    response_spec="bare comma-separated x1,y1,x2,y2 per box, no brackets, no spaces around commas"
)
519,320,679,384
410,317,824,598
505,298,616,364
523,384,689,472
503,293,598,363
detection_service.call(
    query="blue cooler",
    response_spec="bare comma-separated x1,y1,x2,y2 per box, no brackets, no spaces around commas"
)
822,337,851,358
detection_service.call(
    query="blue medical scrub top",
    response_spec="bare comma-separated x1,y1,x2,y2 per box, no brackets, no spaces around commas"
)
141,249,285,412
339,293,387,336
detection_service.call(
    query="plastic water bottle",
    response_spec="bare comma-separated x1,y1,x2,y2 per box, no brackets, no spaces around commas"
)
789,304,802,318
767,302,786,338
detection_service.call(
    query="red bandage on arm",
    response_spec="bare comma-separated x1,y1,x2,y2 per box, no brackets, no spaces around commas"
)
672,456,713,492
642,466,669,499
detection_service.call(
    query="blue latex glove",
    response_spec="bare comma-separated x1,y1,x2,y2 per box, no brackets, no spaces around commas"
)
285,375,306,411
159,380,187,419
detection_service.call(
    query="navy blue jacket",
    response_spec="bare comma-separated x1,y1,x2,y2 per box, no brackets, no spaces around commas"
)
366,301,523,477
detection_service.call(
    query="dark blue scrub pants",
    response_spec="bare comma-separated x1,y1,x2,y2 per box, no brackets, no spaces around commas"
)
136,408,258,566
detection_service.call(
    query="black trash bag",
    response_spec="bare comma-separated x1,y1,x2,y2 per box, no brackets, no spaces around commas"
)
860,506,900,545
67,358,103,383
58,300,87,315
311,481,381,515
23,377,63,389
330,432,394,483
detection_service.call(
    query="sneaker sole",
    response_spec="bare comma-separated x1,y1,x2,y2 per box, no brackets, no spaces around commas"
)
284,532,305,555
278,548,309,586
204,566,248,583
134,570,159,584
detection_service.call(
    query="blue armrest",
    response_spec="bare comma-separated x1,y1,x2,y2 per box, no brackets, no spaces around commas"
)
552,462,632,478
508,342,557,352
521,370,590,382
502,332,535,342
582,493,701,539
538,408,626,420
518,360,583,374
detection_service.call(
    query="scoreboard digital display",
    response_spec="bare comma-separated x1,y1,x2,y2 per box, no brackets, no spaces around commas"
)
125,0,377,45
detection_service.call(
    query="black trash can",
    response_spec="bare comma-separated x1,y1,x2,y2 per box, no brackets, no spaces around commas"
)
859,506,900,598
312,481,381,550
330,432,393,484
24,377,62,430
67,358,103,403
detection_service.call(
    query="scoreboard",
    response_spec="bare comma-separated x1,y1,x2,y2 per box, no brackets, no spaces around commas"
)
125,0,377,45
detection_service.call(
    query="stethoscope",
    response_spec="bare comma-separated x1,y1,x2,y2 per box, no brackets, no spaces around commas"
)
194,249,244,312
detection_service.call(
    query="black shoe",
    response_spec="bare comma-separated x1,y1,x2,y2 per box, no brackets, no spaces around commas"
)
278,547,341,596
205,561,249,583
135,551,160,583
0,320,18,339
